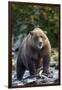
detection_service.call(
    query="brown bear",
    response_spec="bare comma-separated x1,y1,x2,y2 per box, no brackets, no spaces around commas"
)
16,28,51,80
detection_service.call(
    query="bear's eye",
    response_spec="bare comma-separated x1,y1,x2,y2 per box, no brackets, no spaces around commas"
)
40,35,43,38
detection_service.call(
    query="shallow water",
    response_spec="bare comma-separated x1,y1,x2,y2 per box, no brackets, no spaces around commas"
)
12,48,59,87
12,66,59,87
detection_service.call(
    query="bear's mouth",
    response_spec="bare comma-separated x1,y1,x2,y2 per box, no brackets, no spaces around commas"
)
38,43,43,49
39,42,42,46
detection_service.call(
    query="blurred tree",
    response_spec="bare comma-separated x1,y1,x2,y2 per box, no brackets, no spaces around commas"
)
11,3,60,48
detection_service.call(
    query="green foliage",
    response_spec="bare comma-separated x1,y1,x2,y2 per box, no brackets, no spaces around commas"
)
12,3,60,47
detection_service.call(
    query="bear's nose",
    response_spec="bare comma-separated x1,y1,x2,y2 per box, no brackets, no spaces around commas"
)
39,42,42,46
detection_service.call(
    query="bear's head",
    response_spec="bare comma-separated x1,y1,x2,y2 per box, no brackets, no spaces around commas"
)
29,28,48,50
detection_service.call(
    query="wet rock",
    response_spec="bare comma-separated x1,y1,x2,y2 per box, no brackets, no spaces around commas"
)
54,79,59,84
55,64,59,69
50,63,56,67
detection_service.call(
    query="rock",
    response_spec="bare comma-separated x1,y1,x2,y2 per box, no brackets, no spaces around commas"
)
54,79,59,84
14,34,27,52
50,64,56,67
55,64,59,69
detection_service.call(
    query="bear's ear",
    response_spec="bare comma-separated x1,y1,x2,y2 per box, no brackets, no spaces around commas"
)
44,31,47,35
30,31,33,36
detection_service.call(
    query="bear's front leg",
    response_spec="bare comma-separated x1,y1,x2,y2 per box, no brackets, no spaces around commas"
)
16,57,26,80
43,54,50,75
28,60,36,76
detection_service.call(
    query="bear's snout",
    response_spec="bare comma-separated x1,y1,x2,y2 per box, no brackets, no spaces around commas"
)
39,42,42,46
